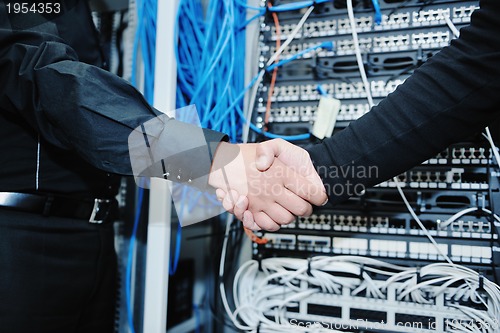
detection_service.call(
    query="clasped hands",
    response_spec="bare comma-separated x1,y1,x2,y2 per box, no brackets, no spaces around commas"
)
208,139,327,231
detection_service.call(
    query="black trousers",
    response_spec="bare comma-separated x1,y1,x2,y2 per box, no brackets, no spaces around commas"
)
0,208,117,333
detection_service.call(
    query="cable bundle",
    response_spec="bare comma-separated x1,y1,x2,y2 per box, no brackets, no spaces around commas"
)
131,0,157,102
224,256,500,333
175,0,248,142
175,0,336,142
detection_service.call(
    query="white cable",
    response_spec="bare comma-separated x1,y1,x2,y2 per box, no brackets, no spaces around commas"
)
36,134,40,190
394,181,497,313
394,179,454,264
219,214,254,331
265,6,314,68
437,205,500,228
242,6,315,142
439,207,482,228
485,127,500,167
346,0,374,108
230,256,500,332
444,15,460,38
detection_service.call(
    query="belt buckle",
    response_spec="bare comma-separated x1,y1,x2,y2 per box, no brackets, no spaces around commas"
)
89,198,111,224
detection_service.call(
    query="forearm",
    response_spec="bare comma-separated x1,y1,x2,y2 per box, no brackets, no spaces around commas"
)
1,10,228,190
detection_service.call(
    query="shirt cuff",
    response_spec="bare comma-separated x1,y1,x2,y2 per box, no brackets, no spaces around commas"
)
128,116,228,192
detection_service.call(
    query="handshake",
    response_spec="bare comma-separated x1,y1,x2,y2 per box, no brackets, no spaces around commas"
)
208,139,328,231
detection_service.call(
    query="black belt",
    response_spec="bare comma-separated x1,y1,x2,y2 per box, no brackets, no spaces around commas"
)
0,192,117,224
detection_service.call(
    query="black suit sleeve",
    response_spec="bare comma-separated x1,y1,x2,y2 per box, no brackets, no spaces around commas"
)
306,0,500,204
0,1,227,191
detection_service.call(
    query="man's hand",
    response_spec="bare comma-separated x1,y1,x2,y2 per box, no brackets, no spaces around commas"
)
208,142,325,231
214,139,328,230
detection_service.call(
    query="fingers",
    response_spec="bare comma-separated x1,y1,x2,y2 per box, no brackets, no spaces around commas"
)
233,195,249,221
217,188,250,221
282,173,328,207
275,188,313,217
253,211,281,231
216,188,226,202
255,139,285,171
262,203,296,226
221,189,239,214
267,158,327,207
242,210,260,230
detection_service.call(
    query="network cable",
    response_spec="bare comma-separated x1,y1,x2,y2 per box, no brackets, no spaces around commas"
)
224,256,500,332
177,1,324,142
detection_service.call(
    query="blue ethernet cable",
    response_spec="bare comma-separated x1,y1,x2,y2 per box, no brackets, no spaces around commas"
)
371,0,382,25
266,41,334,72
268,0,330,12
125,186,144,333
316,84,328,96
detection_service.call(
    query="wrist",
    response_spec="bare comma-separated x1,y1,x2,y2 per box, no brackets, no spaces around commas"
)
208,142,238,190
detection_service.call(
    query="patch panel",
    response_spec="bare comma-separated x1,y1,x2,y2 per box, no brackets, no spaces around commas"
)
378,168,490,190
264,2,476,44
335,36,372,55
445,220,491,234
293,206,492,231
294,213,332,230
334,81,367,99
451,146,492,164
260,105,318,123
408,241,449,260
337,102,371,121
370,239,408,257
336,214,369,228
412,8,451,26
267,106,300,123
264,27,461,65
427,216,487,237
411,30,450,48
303,19,336,38
256,100,370,126
371,78,406,97
375,12,411,30
270,84,300,102
268,42,315,59
333,237,369,255
270,22,301,41
450,244,492,263
373,33,411,52
255,231,494,265
269,82,341,102
263,233,296,250
266,41,336,61
300,83,322,100
422,145,493,165
263,278,491,333
423,149,450,165
282,210,496,239
337,15,373,34
297,235,332,253
452,4,479,23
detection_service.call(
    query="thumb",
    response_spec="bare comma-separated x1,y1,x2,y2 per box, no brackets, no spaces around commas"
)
255,139,285,171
